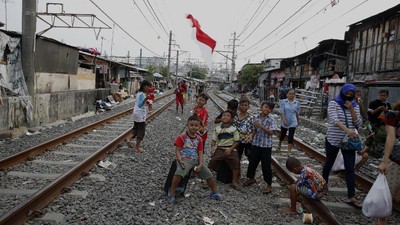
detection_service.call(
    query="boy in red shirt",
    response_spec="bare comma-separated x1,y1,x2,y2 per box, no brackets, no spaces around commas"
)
193,93,209,145
175,82,185,114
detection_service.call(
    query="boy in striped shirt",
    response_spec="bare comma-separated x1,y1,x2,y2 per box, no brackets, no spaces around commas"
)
208,111,240,189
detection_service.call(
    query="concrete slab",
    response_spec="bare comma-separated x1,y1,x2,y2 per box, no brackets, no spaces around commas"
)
31,160,78,166
34,212,65,224
65,144,103,148
65,190,89,199
7,171,60,179
52,151,91,157
89,174,106,182
0,188,38,195
322,201,360,213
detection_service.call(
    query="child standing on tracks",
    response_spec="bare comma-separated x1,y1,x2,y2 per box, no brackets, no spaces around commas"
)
126,80,151,153
208,111,241,189
193,93,209,145
175,81,185,114
278,88,300,156
214,99,239,124
233,98,255,161
168,115,221,204
283,157,327,215
244,101,279,194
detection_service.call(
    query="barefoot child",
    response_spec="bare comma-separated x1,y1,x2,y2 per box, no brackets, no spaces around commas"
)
126,80,152,153
284,157,327,214
168,115,221,204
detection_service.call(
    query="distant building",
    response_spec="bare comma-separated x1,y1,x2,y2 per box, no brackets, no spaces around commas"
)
346,3,400,83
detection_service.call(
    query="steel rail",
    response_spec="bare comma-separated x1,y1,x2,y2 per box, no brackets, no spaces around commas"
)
210,91,343,224
0,92,172,170
0,97,175,225
217,91,400,212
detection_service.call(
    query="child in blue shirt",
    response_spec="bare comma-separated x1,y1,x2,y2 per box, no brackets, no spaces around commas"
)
244,101,279,194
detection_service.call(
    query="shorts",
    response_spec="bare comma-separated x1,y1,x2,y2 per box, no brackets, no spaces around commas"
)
175,158,213,180
132,121,146,140
176,97,184,105
280,127,296,144
208,147,240,171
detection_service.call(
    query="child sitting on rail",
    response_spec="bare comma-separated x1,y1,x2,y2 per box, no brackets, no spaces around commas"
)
168,115,221,204
208,111,241,189
126,80,151,153
283,157,327,215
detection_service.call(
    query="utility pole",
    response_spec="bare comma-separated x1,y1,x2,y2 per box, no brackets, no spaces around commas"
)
22,0,37,98
139,48,142,68
127,51,130,63
231,32,237,84
175,50,179,82
167,30,172,81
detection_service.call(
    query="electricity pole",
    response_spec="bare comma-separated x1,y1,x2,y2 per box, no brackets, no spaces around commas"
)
231,32,237,84
167,30,172,81
22,0,36,97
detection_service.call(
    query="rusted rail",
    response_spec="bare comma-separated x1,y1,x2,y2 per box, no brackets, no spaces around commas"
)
0,92,172,170
0,97,174,225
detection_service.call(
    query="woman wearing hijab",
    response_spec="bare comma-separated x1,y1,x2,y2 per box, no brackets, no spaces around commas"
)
322,83,363,208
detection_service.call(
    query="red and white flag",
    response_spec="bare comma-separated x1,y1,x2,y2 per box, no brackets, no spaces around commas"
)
186,14,216,69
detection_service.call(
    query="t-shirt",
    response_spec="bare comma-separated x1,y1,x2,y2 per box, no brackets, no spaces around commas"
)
279,99,300,128
193,106,209,142
212,124,239,149
133,92,147,122
233,114,255,144
368,99,391,125
174,132,203,162
381,110,400,146
295,167,327,200
175,87,184,101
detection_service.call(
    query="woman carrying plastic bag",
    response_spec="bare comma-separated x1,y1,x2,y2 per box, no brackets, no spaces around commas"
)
374,102,400,225
362,173,392,218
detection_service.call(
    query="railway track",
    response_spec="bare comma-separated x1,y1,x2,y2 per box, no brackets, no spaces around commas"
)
0,93,174,225
211,91,400,225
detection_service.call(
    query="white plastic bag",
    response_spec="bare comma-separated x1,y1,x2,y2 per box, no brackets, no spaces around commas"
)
362,173,392,218
332,151,362,171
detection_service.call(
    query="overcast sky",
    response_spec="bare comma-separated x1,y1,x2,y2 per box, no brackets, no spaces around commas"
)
2,0,399,72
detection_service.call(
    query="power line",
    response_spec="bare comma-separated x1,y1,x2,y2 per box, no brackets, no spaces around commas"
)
240,0,312,53
246,3,330,57
229,0,257,32
237,0,269,38
89,0,161,56
142,0,169,37
152,0,171,31
131,0,168,44
238,0,281,46
305,0,369,37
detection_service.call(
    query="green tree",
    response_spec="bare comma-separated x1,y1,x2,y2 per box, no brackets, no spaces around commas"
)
240,64,263,89
187,65,207,80
159,66,169,77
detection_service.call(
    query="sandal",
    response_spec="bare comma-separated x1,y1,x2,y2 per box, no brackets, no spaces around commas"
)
210,193,222,200
167,196,175,204
135,148,144,153
230,182,241,191
126,141,133,148
243,178,256,186
262,185,272,194
344,199,362,209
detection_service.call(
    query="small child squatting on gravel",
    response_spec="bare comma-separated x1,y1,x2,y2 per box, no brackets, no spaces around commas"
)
283,157,327,215
168,115,221,204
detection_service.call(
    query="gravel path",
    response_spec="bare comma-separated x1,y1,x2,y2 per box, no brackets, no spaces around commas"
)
22,96,307,225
